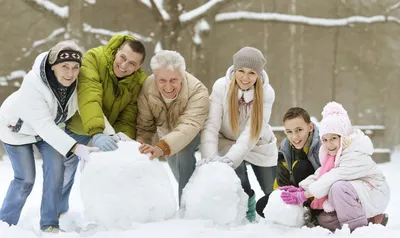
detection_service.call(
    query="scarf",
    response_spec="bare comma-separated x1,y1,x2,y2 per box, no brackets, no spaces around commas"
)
45,60,76,110
310,154,336,210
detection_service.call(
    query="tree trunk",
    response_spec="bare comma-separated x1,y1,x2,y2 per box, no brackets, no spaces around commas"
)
67,0,84,44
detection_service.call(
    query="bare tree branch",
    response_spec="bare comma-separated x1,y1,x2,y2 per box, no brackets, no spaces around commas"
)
21,0,67,25
23,27,66,57
180,0,234,27
134,0,153,13
386,1,400,14
215,12,400,27
149,0,168,23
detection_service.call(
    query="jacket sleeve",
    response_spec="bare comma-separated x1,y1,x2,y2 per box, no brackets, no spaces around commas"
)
225,84,276,168
77,49,105,136
308,153,376,199
18,78,76,156
113,77,145,139
158,85,210,156
200,80,223,159
136,87,157,144
275,153,295,188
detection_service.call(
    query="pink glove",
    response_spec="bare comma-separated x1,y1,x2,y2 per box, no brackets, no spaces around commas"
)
281,191,307,205
278,185,304,193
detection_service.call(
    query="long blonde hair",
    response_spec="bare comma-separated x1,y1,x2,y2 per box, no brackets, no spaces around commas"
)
228,76,264,142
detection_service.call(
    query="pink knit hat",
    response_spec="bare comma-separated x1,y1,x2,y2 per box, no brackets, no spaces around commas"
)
319,102,353,138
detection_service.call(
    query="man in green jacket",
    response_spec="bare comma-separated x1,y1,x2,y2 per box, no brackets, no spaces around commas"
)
60,34,147,215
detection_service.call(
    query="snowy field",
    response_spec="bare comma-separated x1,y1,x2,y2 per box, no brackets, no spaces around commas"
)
0,149,399,238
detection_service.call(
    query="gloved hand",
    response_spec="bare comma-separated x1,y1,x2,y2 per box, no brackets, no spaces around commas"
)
278,185,304,193
211,156,234,167
73,144,100,171
116,132,133,141
92,133,119,151
196,157,213,167
281,190,307,205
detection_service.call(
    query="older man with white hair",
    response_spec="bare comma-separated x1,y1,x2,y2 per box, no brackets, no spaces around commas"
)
137,50,210,203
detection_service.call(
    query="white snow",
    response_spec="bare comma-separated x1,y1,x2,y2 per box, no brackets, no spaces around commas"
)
263,190,305,227
140,0,170,20
0,70,27,86
83,24,153,43
85,0,96,4
24,27,66,57
154,41,163,53
32,0,68,19
0,150,399,237
180,0,224,23
80,141,176,230
181,162,248,226
193,19,210,45
215,12,400,27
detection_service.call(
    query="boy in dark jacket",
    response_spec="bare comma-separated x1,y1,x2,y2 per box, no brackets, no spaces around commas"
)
256,107,322,220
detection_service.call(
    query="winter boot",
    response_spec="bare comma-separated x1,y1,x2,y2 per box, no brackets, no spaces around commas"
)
256,194,269,218
42,226,61,234
246,190,256,223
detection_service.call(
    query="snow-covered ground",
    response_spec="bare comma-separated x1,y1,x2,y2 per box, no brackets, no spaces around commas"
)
0,150,399,237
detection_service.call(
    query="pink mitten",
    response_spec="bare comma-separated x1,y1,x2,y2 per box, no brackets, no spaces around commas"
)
278,185,304,193
281,191,307,205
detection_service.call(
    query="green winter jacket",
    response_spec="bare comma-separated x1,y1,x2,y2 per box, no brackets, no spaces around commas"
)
67,34,147,139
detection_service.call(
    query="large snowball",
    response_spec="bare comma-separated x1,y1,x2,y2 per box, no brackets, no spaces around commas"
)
80,141,177,230
263,190,305,227
181,162,248,226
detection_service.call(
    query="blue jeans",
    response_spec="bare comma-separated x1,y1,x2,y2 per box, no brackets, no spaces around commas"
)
166,134,200,205
59,128,91,214
0,141,65,230
235,161,276,197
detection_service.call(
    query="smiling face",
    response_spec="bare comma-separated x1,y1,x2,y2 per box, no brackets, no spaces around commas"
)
234,67,258,90
322,133,341,155
155,68,183,99
284,117,314,149
51,61,80,86
113,43,143,78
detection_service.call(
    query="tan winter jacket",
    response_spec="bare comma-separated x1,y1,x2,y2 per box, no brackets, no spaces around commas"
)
136,72,210,156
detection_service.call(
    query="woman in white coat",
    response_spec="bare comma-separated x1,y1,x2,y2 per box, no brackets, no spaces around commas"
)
0,41,99,233
200,47,278,222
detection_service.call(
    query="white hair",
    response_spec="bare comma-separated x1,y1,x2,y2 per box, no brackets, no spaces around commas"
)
150,50,186,77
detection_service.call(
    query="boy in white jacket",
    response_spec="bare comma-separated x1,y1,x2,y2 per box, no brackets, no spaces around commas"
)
279,102,390,231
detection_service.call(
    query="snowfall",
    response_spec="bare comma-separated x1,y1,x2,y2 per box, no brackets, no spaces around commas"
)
0,141,399,238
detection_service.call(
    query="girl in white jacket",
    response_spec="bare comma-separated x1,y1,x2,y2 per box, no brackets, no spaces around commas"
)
0,41,99,233
200,47,278,222
279,102,390,231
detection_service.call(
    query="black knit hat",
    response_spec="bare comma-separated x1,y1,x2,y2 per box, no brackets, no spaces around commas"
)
52,50,82,66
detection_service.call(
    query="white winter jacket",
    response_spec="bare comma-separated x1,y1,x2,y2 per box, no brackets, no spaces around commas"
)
299,129,390,218
201,66,278,169
0,52,78,156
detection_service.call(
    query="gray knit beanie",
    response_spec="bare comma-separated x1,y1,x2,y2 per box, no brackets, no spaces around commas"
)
233,47,266,78
48,40,83,66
